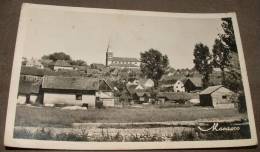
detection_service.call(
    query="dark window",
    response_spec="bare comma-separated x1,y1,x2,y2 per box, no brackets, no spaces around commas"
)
76,94,82,100
222,95,227,99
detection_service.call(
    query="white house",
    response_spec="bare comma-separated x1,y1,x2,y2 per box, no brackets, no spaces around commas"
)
173,80,185,92
41,76,114,108
53,60,74,71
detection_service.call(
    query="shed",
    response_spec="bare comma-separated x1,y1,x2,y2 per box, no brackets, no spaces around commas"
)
199,85,235,108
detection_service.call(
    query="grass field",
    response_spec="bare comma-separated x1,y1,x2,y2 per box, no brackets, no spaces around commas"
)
15,105,247,128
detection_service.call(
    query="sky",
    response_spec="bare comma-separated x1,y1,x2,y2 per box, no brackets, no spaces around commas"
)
22,5,224,69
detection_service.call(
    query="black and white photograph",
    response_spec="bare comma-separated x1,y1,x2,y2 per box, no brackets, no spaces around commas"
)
4,3,257,150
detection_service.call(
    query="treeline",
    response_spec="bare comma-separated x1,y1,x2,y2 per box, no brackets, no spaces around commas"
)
193,18,242,93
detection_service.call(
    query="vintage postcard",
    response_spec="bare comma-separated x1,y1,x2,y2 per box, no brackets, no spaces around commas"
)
4,3,258,150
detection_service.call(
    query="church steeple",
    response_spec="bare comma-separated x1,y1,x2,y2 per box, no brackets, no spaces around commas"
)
105,41,113,66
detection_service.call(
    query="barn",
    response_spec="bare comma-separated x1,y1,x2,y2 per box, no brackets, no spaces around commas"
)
199,85,236,109
41,76,114,108
17,80,40,104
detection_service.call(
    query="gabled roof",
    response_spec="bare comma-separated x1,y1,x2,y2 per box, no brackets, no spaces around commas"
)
180,77,202,87
42,76,99,90
188,77,202,87
199,85,224,95
126,84,138,95
54,60,72,67
111,57,140,62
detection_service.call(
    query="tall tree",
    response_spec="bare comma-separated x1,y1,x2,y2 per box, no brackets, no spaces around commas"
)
219,18,237,53
193,43,213,88
212,38,231,83
140,49,169,87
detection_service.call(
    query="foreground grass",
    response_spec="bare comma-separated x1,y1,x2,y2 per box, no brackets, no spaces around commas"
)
15,105,246,128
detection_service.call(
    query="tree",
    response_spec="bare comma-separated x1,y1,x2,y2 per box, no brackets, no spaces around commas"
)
193,43,213,88
212,38,231,83
219,18,237,53
140,49,169,87
42,52,71,61
70,59,87,66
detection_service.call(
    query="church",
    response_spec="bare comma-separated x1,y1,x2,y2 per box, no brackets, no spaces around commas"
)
105,46,141,69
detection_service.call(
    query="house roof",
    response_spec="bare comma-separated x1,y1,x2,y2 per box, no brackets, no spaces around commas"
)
111,57,140,62
188,77,202,87
181,77,202,87
126,84,138,95
110,63,139,68
19,80,40,95
54,60,72,67
20,66,45,76
199,85,224,95
42,76,99,90
135,92,151,97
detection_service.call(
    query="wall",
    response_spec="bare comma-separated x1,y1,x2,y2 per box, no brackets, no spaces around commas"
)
211,87,234,108
173,80,185,92
54,66,74,71
43,93,96,107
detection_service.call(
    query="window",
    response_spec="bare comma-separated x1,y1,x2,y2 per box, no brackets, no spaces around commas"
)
222,95,227,99
76,94,82,100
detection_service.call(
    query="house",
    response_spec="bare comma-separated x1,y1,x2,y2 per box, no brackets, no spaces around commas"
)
135,84,144,90
173,80,185,92
105,46,140,69
20,66,44,82
142,79,154,89
171,77,202,93
25,58,44,69
53,60,73,71
133,92,151,103
182,77,202,92
41,76,114,108
17,80,41,104
199,85,236,109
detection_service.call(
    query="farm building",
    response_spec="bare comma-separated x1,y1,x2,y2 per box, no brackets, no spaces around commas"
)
133,92,151,103
182,77,202,92
53,60,74,71
17,80,41,104
41,76,114,108
199,85,236,109
164,77,202,93
173,80,185,92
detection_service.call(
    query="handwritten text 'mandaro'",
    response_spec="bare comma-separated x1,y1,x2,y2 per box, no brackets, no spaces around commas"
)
198,123,240,132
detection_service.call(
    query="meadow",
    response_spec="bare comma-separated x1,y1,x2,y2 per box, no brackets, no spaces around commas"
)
15,104,246,128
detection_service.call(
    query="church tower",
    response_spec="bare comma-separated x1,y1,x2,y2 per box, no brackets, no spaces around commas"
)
105,43,113,66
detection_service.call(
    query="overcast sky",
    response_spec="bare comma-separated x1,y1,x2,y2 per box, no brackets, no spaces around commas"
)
22,5,224,69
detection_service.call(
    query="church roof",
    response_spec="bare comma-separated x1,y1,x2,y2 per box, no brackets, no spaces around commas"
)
111,57,140,62
110,63,139,68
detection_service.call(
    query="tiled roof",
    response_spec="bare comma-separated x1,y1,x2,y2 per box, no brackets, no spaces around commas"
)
199,85,224,95
20,66,45,76
110,63,139,67
111,57,140,62
181,77,202,87
54,60,72,67
188,77,202,87
42,76,99,90
18,80,40,95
